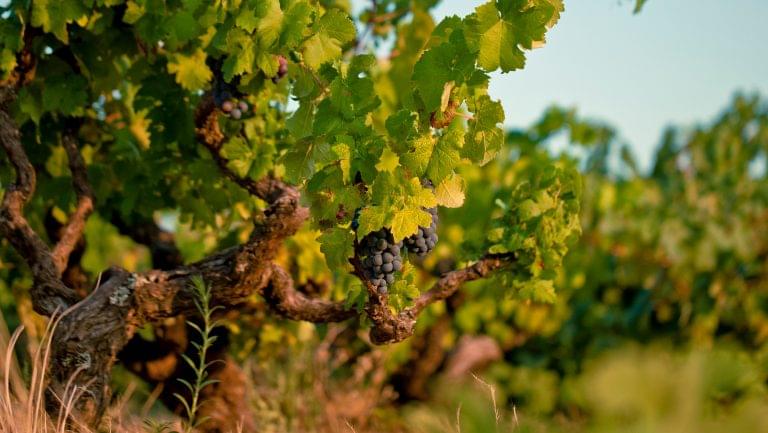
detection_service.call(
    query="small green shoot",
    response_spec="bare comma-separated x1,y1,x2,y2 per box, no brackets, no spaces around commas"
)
173,276,223,433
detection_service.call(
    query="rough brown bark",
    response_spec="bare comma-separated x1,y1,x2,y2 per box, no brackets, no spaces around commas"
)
0,88,80,315
51,131,94,275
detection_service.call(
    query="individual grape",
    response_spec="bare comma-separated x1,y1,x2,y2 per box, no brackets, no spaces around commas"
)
356,227,402,294
230,108,242,119
272,55,289,83
221,100,234,112
404,206,439,257
238,101,249,112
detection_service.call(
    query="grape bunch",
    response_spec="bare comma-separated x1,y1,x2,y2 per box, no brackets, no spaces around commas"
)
358,228,403,294
403,207,439,257
212,71,249,119
271,55,288,84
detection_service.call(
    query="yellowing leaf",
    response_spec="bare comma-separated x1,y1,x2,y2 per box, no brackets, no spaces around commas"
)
123,1,145,24
391,208,433,241
130,110,152,150
375,147,400,173
435,174,466,208
333,143,352,183
167,50,213,91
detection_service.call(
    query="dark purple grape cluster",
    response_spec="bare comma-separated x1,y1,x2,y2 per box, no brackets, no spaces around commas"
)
358,228,403,294
403,207,439,256
272,56,288,83
212,73,248,119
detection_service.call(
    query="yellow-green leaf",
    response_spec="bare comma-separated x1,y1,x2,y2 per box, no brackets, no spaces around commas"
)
391,208,432,240
375,147,400,173
167,50,212,91
435,174,466,208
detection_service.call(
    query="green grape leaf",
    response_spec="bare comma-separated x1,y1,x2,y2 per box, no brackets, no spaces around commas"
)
18,85,44,124
302,9,356,70
426,126,462,184
412,38,475,113
281,139,333,183
220,136,254,178
167,11,203,45
222,29,256,81
319,228,355,271
333,142,352,183
385,110,418,144
400,135,436,177
280,1,314,48
235,8,259,33
464,95,505,164
43,74,88,115
257,0,284,47
363,175,438,240
465,0,561,73
287,102,316,139
306,166,363,224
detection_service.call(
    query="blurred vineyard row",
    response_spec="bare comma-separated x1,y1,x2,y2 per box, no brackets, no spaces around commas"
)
414,94,768,432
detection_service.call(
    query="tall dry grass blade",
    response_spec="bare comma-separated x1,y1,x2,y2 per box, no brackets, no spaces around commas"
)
471,373,500,431
2,324,25,422
512,405,519,430
31,309,74,433
344,420,357,433
55,365,88,433
455,402,462,433
140,384,163,418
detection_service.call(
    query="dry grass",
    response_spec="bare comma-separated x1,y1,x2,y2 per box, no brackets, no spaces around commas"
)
0,307,512,433
0,311,167,433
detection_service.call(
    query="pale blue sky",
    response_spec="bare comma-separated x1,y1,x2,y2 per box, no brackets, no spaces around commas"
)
361,0,768,170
